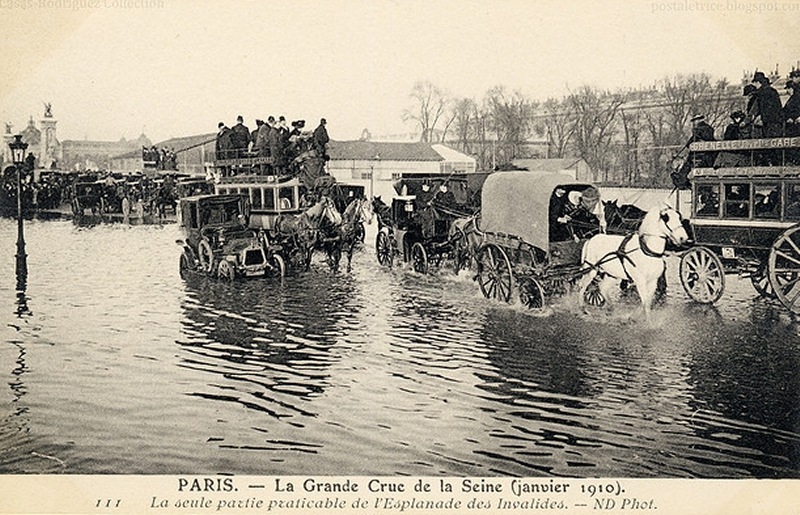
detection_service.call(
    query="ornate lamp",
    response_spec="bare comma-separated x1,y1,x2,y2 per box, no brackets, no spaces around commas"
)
9,134,29,286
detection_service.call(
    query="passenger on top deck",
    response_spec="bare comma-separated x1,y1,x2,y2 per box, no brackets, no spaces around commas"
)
672,115,716,189
751,71,784,138
742,84,759,138
723,111,746,141
231,115,251,156
784,72,800,138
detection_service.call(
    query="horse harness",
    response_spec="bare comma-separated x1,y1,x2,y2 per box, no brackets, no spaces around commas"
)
589,213,675,282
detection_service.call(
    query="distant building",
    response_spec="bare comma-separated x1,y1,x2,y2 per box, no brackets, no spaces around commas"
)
61,134,151,171
111,133,215,175
510,157,592,182
326,140,477,200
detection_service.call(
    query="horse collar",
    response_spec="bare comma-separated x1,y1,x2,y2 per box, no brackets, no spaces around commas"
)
639,233,664,258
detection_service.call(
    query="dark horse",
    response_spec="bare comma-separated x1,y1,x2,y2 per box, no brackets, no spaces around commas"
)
603,199,647,235
274,196,342,271
336,196,371,271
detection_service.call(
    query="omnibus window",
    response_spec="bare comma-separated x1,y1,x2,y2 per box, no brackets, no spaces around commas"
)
786,183,800,219
724,183,750,218
754,184,780,219
263,188,275,210
278,187,295,209
695,184,719,217
250,188,262,209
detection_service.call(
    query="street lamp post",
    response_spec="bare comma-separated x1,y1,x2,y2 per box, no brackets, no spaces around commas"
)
9,134,29,282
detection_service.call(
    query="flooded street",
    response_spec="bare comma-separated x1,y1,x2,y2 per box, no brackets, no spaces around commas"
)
0,216,798,478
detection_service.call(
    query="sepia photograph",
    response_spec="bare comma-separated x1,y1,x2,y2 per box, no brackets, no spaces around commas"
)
0,0,799,512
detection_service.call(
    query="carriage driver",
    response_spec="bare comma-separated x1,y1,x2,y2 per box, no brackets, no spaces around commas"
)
550,187,605,242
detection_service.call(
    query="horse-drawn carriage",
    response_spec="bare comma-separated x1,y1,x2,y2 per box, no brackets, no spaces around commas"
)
71,178,103,216
678,135,800,313
467,172,608,308
372,176,477,274
178,193,286,280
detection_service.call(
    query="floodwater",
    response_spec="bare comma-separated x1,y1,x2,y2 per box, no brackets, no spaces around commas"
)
0,215,798,477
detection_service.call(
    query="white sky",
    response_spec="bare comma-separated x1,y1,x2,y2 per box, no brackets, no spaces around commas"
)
0,0,798,144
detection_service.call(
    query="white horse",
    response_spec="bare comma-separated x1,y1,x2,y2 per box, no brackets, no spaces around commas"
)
578,206,689,316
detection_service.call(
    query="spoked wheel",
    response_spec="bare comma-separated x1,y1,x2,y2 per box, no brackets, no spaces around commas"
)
411,242,428,274
197,239,215,275
217,260,235,281
376,231,393,267
519,277,546,309
750,263,775,298
269,253,286,278
583,277,606,307
680,246,725,304
477,244,513,303
768,225,800,314
179,253,191,279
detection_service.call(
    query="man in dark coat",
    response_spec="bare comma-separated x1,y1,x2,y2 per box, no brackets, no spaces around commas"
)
742,84,759,138
784,75,800,137
215,122,234,175
313,118,329,157
230,115,250,156
672,115,715,189
752,71,784,138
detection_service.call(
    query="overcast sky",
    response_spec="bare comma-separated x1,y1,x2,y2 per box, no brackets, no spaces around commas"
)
0,0,798,144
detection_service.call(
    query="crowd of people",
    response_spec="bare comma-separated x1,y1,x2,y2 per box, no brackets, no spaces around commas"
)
214,115,330,177
142,146,178,171
672,68,800,188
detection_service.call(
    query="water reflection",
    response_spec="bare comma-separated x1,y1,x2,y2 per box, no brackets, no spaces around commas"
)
177,268,362,422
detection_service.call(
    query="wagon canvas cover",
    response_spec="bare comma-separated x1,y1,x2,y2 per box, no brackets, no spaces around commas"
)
480,171,584,250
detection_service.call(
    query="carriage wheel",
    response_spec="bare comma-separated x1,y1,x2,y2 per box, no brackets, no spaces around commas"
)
179,253,191,279
197,239,215,275
583,277,606,307
269,253,286,278
519,277,546,309
750,263,775,298
477,244,513,303
680,246,725,304
217,260,235,281
376,231,393,267
411,242,428,274
768,225,800,314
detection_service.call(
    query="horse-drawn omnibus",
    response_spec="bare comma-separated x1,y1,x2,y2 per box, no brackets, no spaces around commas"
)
679,135,800,313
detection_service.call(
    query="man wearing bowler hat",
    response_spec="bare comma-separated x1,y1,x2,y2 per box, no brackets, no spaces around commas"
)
751,70,783,138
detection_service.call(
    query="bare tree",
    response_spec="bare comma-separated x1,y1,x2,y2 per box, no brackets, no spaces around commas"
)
567,86,624,181
536,97,575,158
403,81,451,143
484,86,536,165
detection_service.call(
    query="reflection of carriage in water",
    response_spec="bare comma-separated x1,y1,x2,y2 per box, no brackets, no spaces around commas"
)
178,193,286,280
678,135,800,313
373,176,480,274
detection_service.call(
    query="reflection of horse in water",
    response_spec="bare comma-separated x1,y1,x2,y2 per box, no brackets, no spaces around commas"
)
274,196,342,271
578,207,689,317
